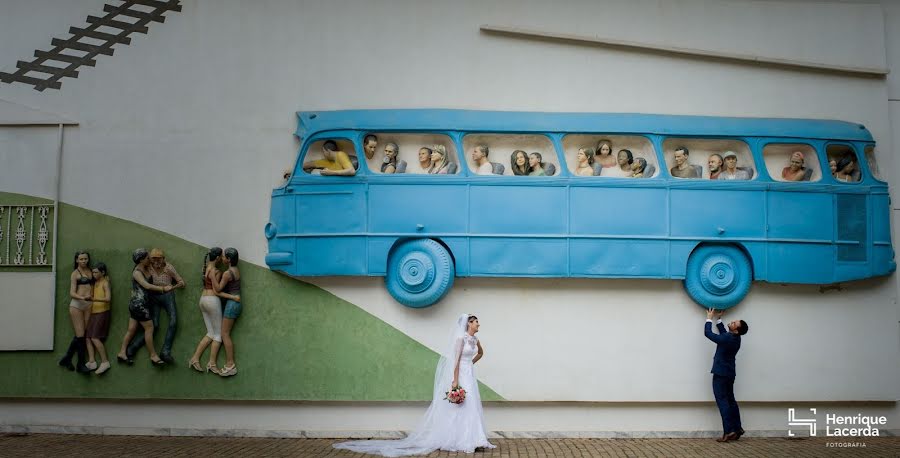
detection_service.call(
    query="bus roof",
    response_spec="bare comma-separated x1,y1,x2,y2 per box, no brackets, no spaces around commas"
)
296,109,873,143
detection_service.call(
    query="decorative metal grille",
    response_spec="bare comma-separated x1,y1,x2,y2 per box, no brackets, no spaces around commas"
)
0,205,54,267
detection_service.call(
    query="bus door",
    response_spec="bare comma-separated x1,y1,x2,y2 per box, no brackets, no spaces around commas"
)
288,130,367,275
828,142,869,281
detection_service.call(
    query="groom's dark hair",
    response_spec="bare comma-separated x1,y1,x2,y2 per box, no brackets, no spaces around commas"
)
738,320,749,335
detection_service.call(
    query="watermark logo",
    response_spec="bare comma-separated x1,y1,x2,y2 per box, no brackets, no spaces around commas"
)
787,408,817,437
787,408,887,447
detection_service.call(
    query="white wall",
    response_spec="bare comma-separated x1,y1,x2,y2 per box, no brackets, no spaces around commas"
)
0,0,898,430
0,125,60,350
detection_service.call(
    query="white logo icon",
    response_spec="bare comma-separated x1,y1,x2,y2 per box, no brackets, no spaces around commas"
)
788,408,817,436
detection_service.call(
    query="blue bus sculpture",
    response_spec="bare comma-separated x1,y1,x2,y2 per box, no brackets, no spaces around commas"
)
265,109,894,309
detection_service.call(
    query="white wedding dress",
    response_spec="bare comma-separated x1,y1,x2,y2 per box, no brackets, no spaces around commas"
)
334,314,495,456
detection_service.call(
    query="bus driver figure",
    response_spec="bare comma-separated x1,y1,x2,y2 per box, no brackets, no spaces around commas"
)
302,140,356,176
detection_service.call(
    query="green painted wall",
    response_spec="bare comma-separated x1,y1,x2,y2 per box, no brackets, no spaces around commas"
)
0,192,502,401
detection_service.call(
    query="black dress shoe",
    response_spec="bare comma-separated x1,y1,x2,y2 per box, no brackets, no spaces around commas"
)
161,353,175,364
58,358,75,371
716,432,739,443
116,355,134,365
75,364,92,374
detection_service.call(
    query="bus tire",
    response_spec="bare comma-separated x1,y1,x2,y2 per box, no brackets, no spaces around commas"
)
683,245,751,310
385,239,455,308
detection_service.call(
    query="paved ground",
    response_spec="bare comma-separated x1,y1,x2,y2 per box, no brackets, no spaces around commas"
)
0,433,898,457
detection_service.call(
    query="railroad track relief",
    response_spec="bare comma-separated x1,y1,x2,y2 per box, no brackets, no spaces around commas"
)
0,0,182,91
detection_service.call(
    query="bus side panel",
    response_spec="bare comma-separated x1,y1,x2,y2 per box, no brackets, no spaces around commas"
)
369,184,468,234
766,190,834,283
295,237,367,275
469,185,567,234
469,237,567,275
766,243,833,283
767,191,833,241
669,241,695,279
570,239,668,277
570,187,668,236
292,183,367,275
670,189,765,239
468,185,567,275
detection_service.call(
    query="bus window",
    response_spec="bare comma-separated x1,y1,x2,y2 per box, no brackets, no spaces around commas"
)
300,139,358,176
461,134,557,176
827,144,860,183
562,135,659,178
662,138,753,180
763,144,820,182
865,145,883,181
363,133,457,175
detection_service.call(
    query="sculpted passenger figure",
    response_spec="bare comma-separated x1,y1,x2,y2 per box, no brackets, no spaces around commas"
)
58,251,94,373
472,144,492,175
602,149,634,177
575,147,595,176
510,150,529,176
302,140,356,176
708,154,724,180
834,156,859,182
528,152,546,176
381,142,399,174
631,157,647,178
85,263,112,375
418,147,433,172
670,147,700,178
720,152,750,181
595,139,616,168
429,145,452,174
781,151,807,181
363,134,378,160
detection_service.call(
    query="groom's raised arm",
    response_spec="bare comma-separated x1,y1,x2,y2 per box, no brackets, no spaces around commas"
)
704,308,728,344
704,319,728,344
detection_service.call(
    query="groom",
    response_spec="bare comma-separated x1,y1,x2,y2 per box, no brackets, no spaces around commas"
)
704,308,749,442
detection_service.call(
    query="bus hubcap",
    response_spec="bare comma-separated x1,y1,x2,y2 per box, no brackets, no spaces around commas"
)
398,252,435,293
700,257,736,295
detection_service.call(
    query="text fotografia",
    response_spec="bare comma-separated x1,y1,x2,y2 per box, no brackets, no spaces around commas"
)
826,442,866,448
825,414,887,437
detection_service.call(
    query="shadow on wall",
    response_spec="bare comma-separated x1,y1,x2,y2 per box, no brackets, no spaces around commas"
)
0,191,502,401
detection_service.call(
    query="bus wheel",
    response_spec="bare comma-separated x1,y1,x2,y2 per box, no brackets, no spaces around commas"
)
683,245,751,309
385,239,455,308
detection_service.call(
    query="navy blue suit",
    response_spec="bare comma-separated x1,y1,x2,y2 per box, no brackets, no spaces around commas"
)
705,321,742,435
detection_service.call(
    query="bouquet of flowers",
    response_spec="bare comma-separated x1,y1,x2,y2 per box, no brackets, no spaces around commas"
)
444,384,466,404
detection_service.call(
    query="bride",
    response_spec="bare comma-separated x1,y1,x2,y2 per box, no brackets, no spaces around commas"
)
334,313,495,456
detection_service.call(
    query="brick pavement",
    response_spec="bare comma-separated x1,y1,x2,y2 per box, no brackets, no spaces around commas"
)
0,433,898,457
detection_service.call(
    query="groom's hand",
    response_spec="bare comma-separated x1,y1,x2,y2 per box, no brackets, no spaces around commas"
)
706,308,715,319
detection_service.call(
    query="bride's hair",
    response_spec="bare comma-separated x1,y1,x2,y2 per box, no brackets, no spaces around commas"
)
467,315,478,322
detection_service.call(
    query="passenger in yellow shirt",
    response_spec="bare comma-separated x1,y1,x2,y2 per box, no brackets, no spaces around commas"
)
302,140,356,176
